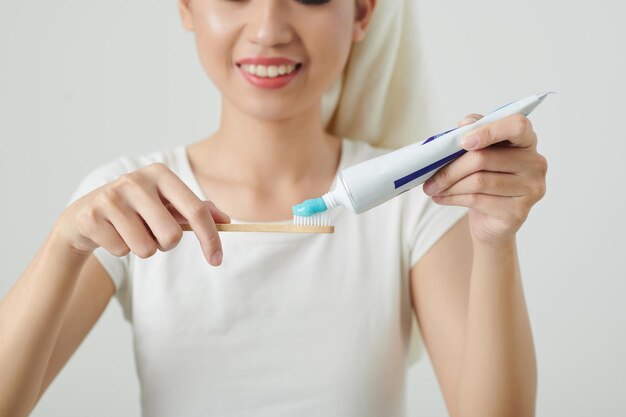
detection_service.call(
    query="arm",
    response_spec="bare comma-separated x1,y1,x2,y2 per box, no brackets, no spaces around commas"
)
410,113,547,417
34,254,116,405
0,231,100,417
411,215,536,417
1,163,231,417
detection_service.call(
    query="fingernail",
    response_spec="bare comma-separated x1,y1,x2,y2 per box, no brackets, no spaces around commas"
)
461,134,479,149
423,181,437,195
210,250,223,266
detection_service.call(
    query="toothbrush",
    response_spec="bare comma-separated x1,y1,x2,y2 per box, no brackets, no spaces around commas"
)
292,91,554,227
180,223,334,234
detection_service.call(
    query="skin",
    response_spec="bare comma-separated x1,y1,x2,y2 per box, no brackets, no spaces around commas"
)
179,0,367,225
415,114,545,416
0,1,545,416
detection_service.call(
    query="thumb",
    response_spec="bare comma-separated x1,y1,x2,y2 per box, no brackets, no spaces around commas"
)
206,201,231,224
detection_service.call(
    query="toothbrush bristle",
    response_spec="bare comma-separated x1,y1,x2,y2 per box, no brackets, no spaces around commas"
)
293,212,331,226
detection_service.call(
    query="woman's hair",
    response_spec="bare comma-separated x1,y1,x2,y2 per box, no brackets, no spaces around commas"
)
322,0,428,150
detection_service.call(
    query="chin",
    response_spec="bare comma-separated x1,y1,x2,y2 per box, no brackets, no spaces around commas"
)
237,101,309,122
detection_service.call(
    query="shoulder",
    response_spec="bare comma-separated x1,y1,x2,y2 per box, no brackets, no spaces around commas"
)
96,147,181,177
83,146,183,184
67,146,184,205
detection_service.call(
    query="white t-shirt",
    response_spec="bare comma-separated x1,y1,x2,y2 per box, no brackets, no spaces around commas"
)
67,138,467,417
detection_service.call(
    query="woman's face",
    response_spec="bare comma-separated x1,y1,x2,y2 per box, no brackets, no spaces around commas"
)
178,0,373,122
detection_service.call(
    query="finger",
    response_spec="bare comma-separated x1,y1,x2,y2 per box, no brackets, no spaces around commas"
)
85,217,131,257
457,113,484,127
166,201,231,226
431,193,517,218
460,114,537,150
122,186,184,252
156,171,223,266
164,202,188,224
423,147,532,195
432,193,532,230
104,198,158,259
206,201,232,224
433,172,526,198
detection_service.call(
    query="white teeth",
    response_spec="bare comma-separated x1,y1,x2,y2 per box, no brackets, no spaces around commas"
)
241,64,298,78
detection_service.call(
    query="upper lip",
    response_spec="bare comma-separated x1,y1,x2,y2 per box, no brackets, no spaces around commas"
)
236,57,301,66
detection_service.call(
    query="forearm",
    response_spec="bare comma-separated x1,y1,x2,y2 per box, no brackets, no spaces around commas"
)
457,238,537,417
0,228,89,417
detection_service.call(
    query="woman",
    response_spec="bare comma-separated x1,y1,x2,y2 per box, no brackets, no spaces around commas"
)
0,0,545,416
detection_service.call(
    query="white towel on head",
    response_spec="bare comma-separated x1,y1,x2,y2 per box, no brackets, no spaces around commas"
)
322,0,430,150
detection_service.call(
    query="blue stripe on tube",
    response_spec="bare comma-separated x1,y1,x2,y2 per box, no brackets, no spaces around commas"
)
394,149,466,189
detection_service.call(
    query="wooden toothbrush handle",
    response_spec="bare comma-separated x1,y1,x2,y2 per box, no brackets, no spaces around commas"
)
180,223,334,234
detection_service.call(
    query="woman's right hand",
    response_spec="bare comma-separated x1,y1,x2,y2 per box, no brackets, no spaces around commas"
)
53,162,230,266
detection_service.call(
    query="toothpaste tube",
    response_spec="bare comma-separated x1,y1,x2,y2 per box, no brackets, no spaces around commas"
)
293,91,554,218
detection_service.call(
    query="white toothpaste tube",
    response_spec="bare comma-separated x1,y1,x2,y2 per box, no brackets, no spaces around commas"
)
292,92,554,218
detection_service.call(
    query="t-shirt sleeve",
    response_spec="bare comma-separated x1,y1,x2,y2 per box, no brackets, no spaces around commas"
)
65,159,132,293
405,189,469,268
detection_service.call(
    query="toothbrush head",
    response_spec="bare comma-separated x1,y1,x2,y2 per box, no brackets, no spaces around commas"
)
292,197,331,226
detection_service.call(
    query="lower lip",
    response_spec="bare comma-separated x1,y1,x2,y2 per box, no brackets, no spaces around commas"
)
237,64,302,89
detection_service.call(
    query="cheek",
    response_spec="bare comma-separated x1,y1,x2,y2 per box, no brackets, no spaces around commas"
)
302,5,356,81
305,24,353,88
192,7,241,79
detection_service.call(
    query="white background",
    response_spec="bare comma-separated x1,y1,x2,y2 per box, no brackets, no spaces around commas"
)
1,0,624,416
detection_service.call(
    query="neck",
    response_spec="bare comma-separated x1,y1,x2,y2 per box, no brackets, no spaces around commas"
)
205,99,341,192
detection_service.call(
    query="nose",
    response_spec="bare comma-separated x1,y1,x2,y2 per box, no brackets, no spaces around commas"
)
248,0,293,47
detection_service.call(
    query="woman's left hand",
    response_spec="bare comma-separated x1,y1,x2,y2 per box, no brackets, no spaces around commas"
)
423,113,548,245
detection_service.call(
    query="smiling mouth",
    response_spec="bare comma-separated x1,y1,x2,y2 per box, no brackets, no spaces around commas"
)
236,63,303,79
